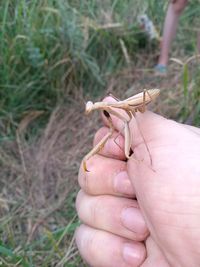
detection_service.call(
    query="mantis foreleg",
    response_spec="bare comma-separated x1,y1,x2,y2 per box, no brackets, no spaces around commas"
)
83,129,113,172
103,107,133,159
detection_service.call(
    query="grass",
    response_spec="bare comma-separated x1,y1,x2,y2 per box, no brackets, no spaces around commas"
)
0,0,200,266
0,0,160,133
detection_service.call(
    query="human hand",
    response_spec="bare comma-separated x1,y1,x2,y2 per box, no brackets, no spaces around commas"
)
76,97,200,267
76,129,148,267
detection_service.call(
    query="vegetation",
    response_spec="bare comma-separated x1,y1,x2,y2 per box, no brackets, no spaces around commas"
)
0,0,200,266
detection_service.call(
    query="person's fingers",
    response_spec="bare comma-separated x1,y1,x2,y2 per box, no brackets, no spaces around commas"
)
75,224,146,267
79,155,135,197
93,126,126,160
76,190,148,241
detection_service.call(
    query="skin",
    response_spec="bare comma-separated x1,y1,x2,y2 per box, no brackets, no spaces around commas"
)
158,0,200,67
76,97,200,267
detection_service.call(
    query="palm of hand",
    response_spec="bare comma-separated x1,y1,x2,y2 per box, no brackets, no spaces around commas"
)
127,114,200,267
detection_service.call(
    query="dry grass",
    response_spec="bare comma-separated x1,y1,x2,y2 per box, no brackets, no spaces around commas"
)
0,91,101,265
0,56,199,265
1,0,200,265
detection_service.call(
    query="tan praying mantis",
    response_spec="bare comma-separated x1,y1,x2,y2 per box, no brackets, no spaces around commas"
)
83,89,160,172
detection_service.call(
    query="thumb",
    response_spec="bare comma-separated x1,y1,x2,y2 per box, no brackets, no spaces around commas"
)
127,109,200,202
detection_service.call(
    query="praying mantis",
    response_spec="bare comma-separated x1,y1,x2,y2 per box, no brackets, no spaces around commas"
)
83,89,160,172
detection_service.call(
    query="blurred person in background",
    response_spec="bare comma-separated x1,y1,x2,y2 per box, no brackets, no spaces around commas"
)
155,0,200,75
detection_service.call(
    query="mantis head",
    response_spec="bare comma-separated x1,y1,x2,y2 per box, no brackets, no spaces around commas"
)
85,101,94,115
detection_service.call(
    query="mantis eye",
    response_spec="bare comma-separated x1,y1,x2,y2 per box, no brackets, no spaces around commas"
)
129,148,133,157
103,110,110,118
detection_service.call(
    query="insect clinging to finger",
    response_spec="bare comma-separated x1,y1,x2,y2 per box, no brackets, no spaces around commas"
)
83,89,160,172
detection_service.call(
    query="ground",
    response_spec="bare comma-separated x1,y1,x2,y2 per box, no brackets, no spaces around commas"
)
1,56,200,266
1,0,200,265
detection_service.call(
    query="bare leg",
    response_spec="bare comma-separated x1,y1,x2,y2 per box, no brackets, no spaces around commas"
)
158,0,188,66
197,32,200,53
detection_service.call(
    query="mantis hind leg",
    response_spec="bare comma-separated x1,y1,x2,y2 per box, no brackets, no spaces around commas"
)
136,89,147,113
108,93,120,101
137,89,154,113
133,115,153,167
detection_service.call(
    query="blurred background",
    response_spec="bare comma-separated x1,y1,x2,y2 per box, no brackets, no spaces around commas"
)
0,0,200,266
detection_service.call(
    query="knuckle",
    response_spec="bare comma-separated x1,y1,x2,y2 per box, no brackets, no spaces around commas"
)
75,190,84,216
90,196,103,226
76,191,104,227
78,161,93,192
75,224,98,261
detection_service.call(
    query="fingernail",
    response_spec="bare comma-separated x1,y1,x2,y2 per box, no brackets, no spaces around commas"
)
114,171,134,196
123,243,143,265
121,207,146,234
